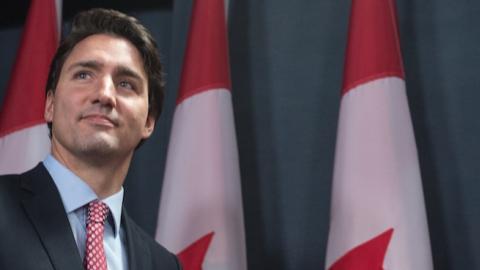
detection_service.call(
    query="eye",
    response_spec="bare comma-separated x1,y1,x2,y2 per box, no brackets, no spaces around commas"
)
119,81,135,91
73,71,91,80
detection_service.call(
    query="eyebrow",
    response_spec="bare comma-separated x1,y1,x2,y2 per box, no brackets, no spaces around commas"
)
67,60,104,72
66,60,145,82
113,66,144,82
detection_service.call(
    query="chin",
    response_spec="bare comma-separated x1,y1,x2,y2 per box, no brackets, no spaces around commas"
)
78,136,119,156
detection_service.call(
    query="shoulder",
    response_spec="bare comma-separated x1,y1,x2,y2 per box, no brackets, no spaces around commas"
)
0,164,48,196
0,172,22,187
0,168,36,231
0,164,54,214
0,171,27,204
123,212,182,270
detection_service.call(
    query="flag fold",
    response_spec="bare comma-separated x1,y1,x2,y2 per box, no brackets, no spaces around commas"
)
155,1,247,270
325,0,433,269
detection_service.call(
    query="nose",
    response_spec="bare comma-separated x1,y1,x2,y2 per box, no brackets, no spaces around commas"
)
94,76,116,108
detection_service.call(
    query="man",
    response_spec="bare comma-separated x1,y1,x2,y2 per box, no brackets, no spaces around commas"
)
0,8,181,270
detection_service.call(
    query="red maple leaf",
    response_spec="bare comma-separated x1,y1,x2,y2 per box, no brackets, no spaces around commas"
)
329,228,394,270
177,232,215,270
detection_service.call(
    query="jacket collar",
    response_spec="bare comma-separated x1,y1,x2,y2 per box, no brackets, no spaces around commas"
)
20,163,84,270
122,209,151,270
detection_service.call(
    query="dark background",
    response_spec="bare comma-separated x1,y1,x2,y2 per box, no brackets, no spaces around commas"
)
1,0,479,269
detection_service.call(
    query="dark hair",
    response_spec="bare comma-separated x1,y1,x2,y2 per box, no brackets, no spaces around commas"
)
46,8,165,132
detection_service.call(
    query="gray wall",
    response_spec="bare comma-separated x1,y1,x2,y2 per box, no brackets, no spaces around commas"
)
1,0,479,269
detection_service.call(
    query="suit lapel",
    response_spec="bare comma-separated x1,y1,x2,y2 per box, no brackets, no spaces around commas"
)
21,164,83,270
123,209,151,270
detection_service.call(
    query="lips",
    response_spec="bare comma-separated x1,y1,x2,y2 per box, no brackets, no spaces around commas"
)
81,113,118,127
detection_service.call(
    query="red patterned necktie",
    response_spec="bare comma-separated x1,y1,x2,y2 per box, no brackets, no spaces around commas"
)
84,201,109,270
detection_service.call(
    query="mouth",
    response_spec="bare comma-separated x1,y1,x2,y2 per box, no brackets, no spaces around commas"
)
81,114,118,128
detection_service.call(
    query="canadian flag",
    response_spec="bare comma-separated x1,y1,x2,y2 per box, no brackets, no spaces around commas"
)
155,0,247,270
0,0,61,175
325,0,433,269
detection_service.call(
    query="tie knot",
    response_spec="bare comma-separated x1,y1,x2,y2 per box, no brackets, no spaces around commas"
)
87,201,109,224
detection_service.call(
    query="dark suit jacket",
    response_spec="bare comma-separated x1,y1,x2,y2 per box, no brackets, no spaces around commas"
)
0,164,181,270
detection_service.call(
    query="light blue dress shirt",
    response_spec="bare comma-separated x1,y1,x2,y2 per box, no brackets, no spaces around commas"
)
43,154,128,270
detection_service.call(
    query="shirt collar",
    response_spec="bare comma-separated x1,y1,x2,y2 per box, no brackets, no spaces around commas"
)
43,154,124,236
102,186,124,237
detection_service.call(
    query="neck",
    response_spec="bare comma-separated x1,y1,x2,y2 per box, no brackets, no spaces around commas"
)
50,141,132,199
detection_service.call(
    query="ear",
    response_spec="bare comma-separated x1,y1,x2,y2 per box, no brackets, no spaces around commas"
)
141,115,156,139
44,90,55,122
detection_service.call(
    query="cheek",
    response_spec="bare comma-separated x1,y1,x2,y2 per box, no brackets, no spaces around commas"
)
53,92,81,122
122,98,150,122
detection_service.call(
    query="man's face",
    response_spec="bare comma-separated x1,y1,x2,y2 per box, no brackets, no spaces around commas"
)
44,34,155,160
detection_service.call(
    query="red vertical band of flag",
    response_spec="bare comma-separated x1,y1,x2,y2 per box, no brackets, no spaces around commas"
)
0,0,58,137
176,0,231,104
342,0,404,95
0,0,59,175
325,0,433,269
